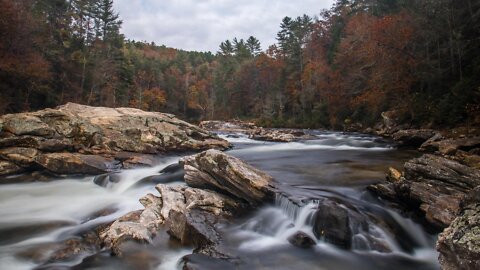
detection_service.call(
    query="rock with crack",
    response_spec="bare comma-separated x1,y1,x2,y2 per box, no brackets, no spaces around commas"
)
100,194,163,256
369,154,480,229
0,103,230,176
181,149,276,206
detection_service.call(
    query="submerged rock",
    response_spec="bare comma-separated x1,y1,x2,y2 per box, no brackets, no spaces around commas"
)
93,173,121,188
0,103,229,176
288,231,316,248
181,149,276,206
313,200,353,249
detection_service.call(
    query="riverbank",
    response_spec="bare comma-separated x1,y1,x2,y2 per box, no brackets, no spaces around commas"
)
0,106,478,269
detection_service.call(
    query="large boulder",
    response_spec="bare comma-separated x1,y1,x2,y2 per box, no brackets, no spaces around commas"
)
369,154,480,229
392,129,437,148
0,103,229,176
181,149,276,206
313,200,355,249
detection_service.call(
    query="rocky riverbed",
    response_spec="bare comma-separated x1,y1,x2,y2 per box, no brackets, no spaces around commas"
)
0,110,478,269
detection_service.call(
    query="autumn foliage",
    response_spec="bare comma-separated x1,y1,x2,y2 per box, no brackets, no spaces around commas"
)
1,0,479,129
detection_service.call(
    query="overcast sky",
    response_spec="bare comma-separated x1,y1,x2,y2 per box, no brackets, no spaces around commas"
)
113,0,335,53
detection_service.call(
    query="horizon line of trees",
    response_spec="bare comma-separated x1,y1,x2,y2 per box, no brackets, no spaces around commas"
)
1,0,479,129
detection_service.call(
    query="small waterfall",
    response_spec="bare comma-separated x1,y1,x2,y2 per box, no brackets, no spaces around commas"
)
235,193,435,255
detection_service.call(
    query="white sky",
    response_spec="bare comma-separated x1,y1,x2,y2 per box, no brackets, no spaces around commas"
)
113,0,336,52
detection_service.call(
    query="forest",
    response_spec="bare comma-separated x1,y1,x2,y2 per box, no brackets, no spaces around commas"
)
1,0,479,129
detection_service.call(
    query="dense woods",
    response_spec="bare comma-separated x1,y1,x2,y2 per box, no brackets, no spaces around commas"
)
1,0,479,129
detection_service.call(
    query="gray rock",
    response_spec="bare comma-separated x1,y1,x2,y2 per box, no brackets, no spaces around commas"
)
437,203,480,270
1,114,55,137
181,149,276,206
313,200,353,249
288,231,316,248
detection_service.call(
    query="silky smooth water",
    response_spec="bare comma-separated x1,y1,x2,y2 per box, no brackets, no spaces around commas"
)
0,131,439,269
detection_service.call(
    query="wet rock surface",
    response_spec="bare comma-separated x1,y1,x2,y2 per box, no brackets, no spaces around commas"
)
0,103,229,176
99,150,272,260
368,126,480,269
313,200,354,249
288,231,316,248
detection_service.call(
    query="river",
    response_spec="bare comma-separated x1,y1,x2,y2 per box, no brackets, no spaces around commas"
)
0,131,439,269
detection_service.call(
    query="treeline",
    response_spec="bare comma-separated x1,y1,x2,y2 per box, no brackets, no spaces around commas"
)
1,0,479,129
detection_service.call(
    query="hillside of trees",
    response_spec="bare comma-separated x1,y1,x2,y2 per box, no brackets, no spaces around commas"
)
1,0,479,129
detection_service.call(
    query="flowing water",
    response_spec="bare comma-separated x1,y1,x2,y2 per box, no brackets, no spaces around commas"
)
0,131,439,269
